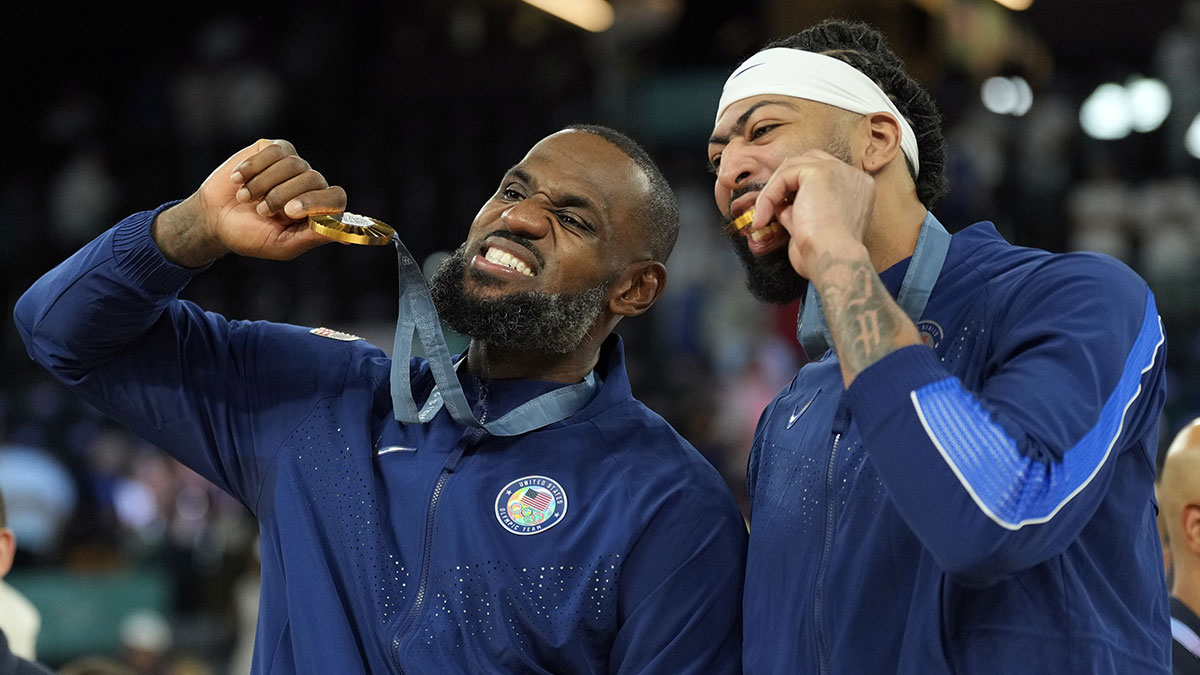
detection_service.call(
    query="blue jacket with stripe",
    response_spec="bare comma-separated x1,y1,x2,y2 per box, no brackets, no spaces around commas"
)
742,220,1170,674
15,206,748,674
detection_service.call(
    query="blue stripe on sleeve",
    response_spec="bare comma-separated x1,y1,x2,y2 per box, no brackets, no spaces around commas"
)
909,289,1164,531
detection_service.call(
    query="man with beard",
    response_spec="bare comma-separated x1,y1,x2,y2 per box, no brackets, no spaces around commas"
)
16,127,747,674
707,19,1169,674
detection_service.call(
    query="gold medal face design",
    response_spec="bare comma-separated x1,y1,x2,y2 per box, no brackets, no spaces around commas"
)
309,212,396,245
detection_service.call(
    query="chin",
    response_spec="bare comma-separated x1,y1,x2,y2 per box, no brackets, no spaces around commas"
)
728,234,807,304
465,266,508,290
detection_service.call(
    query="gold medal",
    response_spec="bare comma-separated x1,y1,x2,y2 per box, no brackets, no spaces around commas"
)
726,208,756,234
309,212,396,246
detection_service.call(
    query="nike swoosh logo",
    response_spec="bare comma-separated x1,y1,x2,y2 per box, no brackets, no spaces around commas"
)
377,446,417,456
787,389,821,429
731,62,766,80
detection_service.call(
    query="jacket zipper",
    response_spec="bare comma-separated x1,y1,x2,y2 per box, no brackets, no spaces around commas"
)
812,431,841,675
391,431,476,673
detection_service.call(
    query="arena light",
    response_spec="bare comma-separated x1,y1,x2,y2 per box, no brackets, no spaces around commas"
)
981,76,1033,116
993,0,1034,10
1080,82,1132,140
1126,77,1171,133
1079,77,1173,140
1186,114,1200,159
522,0,614,32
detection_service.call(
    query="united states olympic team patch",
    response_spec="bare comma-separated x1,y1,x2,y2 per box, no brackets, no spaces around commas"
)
495,475,567,535
917,320,944,349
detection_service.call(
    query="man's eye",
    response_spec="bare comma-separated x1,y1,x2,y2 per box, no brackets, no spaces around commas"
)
557,212,592,232
751,124,778,139
502,187,525,200
709,156,721,172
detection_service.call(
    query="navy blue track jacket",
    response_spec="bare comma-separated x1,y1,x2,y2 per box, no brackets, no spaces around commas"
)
15,205,748,674
743,220,1169,673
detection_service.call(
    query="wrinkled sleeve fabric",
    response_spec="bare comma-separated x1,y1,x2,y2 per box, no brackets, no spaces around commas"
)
14,205,338,511
609,470,747,674
846,252,1165,584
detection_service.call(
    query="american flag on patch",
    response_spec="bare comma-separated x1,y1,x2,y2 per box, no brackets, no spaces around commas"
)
521,488,552,511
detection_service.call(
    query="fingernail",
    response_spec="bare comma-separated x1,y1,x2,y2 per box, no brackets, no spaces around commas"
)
284,200,301,217
230,171,243,184
256,201,271,216
236,187,251,203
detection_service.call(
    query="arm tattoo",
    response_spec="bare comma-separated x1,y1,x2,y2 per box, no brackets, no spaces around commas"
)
815,254,916,383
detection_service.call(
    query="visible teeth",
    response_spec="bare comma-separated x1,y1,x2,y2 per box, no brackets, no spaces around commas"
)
484,247,534,276
750,223,781,242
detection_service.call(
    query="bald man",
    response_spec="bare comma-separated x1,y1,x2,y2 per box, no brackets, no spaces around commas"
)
1161,420,1200,674
0,489,53,675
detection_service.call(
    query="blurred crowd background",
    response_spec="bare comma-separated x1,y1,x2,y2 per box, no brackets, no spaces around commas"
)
2,1,1197,672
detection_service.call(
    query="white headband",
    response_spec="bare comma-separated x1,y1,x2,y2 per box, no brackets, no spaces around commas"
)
715,48,919,176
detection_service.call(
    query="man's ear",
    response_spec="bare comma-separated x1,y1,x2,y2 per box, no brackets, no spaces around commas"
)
860,112,903,175
1183,503,1200,556
0,528,15,578
608,261,667,318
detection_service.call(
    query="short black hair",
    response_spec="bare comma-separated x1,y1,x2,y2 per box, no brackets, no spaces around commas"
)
563,124,680,263
764,20,949,207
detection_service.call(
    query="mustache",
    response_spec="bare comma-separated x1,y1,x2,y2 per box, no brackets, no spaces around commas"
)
483,230,546,268
726,183,768,225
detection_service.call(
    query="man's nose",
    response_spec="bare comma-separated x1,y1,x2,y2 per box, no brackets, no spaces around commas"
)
716,144,756,201
500,197,553,239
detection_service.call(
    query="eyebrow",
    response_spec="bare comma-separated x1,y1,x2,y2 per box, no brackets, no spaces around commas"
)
707,99,799,147
506,166,603,215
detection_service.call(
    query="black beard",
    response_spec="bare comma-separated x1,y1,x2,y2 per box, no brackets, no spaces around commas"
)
721,136,853,305
725,231,809,303
723,180,807,304
428,243,612,354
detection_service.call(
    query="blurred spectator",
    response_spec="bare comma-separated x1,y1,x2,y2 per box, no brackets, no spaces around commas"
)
1133,176,1200,283
1156,0,1200,172
118,611,172,675
0,487,54,674
0,446,77,561
1066,158,1134,262
47,146,120,249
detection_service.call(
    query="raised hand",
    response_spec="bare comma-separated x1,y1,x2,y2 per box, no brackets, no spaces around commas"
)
153,139,348,267
748,148,875,282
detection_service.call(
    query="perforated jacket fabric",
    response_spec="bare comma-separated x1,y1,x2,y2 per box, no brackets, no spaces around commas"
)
742,220,1170,674
15,204,748,675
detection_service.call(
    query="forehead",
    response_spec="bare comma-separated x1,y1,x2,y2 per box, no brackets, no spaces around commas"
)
517,131,648,214
710,94,840,141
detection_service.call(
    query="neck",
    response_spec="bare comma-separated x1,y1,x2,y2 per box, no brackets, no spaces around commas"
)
1176,560,1200,617
863,173,929,274
465,337,603,383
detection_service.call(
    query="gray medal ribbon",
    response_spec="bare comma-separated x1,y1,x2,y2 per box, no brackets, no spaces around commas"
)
797,212,952,358
388,235,597,436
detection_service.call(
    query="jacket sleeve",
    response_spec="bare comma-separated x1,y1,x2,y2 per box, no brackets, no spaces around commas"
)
608,467,747,674
13,205,340,510
846,252,1166,586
